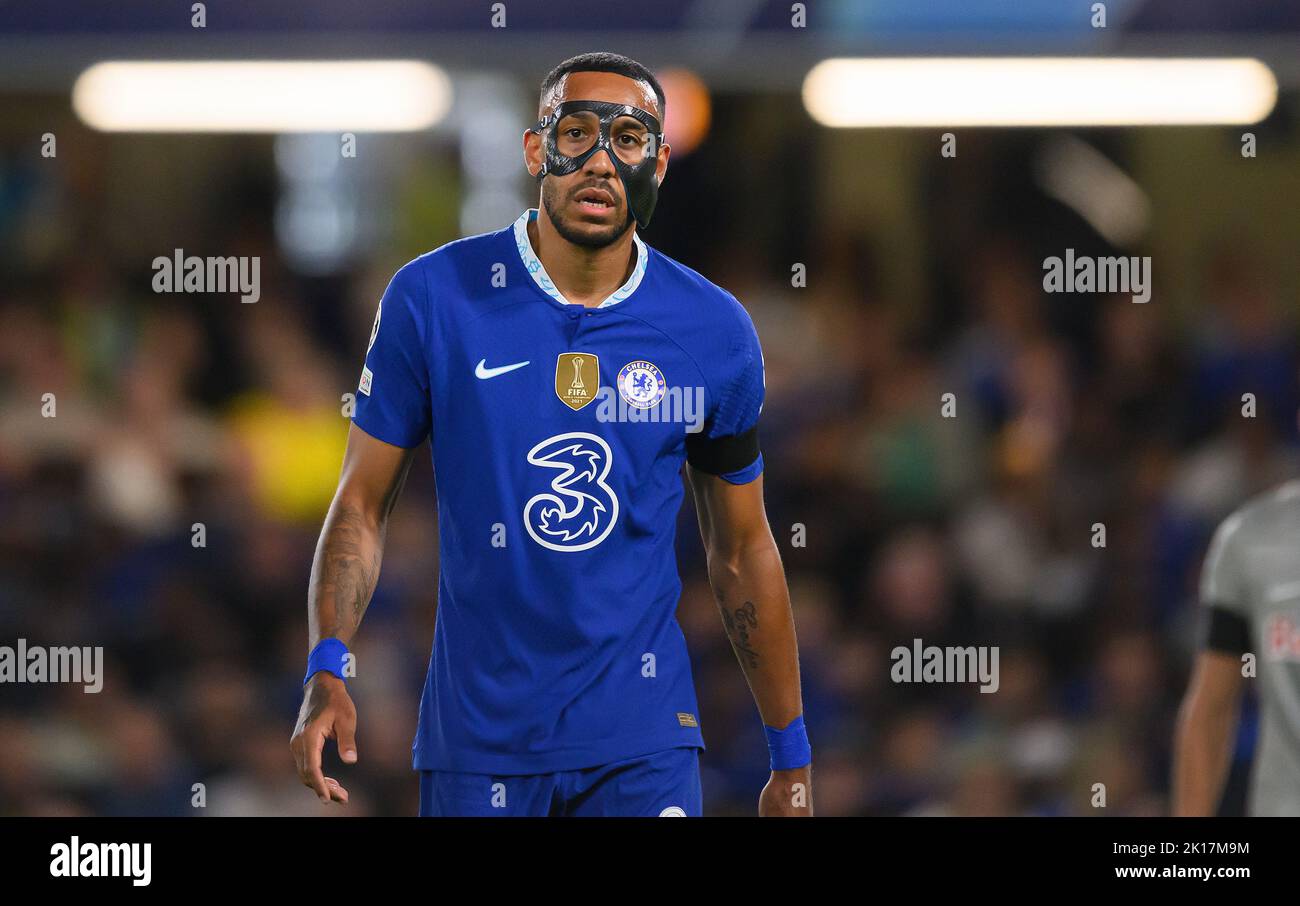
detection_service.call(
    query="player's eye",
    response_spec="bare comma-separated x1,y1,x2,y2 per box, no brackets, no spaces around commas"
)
618,132,651,152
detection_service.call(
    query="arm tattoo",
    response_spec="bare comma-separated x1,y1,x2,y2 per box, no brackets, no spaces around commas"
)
308,451,410,647
720,599,761,669
316,504,381,635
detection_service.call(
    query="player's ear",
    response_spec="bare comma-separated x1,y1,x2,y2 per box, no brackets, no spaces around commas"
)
654,142,670,188
523,129,546,179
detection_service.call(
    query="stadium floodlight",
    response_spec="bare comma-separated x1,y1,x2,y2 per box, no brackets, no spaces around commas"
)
803,57,1277,127
73,60,451,133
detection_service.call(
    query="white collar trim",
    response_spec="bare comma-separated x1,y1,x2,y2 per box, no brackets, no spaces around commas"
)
512,208,647,309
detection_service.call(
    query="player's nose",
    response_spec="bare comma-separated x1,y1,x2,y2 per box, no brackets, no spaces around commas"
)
582,146,618,176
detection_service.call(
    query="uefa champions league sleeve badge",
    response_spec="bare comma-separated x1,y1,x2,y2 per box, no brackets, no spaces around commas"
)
617,360,667,409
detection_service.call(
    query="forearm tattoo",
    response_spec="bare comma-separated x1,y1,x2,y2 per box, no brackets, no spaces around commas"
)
314,504,381,636
720,598,760,669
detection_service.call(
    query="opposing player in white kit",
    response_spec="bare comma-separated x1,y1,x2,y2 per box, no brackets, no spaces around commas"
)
1174,479,1300,816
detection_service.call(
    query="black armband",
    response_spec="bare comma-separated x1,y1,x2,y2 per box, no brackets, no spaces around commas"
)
1203,605,1250,656
685,424,760,476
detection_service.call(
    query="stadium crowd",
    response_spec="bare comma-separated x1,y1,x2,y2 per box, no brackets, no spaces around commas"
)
0,119,1291,816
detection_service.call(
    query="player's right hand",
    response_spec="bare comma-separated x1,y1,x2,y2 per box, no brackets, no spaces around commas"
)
290,672,357,805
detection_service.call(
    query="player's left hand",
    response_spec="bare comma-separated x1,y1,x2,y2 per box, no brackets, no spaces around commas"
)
759,765,813,816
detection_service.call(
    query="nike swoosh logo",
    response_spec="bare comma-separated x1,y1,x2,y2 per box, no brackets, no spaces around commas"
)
475,358,531,379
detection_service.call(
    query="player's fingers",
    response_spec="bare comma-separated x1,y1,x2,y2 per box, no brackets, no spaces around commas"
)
300,729,331,804
289,729,313,778
324,776,350,804
289,733,305,775
336,710,358,764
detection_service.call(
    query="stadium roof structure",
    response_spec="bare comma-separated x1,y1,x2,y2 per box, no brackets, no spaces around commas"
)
1,0,1297,90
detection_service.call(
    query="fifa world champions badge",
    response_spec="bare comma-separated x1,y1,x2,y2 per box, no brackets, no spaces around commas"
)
556,352,600,411
617,360,667,409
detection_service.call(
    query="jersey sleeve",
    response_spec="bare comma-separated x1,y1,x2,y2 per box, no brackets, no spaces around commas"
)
352,261,432,449
685,297,765,484
1199,513,1251,654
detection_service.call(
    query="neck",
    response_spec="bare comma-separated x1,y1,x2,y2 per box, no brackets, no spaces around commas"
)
529,207,637,308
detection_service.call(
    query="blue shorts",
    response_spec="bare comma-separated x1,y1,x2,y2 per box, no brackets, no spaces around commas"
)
418,746,702,817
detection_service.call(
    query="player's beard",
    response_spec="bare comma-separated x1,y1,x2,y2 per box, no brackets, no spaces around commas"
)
541,177,634,249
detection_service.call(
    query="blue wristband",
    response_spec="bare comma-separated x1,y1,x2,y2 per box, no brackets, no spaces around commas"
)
303,638,350,686
764,715,812,771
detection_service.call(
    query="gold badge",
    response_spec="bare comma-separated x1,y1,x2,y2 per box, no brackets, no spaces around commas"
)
676,712,698,728
555,352,600,411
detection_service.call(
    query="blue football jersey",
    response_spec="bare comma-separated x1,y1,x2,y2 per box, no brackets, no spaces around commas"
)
353,209,765,774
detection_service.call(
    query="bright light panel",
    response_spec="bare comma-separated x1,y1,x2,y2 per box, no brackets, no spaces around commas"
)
73,60,451,133
803,58,1277,127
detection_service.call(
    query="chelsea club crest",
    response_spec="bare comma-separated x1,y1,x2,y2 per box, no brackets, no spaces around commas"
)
617,360,667,409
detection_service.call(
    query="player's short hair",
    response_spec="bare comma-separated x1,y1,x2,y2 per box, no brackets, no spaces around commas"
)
539,52,666,120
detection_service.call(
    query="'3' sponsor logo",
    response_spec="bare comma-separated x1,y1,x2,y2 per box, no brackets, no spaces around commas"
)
523,432,618,552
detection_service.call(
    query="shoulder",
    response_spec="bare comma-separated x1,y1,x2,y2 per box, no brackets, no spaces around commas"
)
394,225,515,296
1215,480,1300,548
374,226,520,337
646,246,755,328
641,247,766,429
641,247,761,377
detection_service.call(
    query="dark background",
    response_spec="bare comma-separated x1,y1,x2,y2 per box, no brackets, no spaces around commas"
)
1,1,1298,816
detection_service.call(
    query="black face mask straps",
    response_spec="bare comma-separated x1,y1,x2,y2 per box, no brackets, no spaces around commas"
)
531,100,663,154
531,99,665,228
